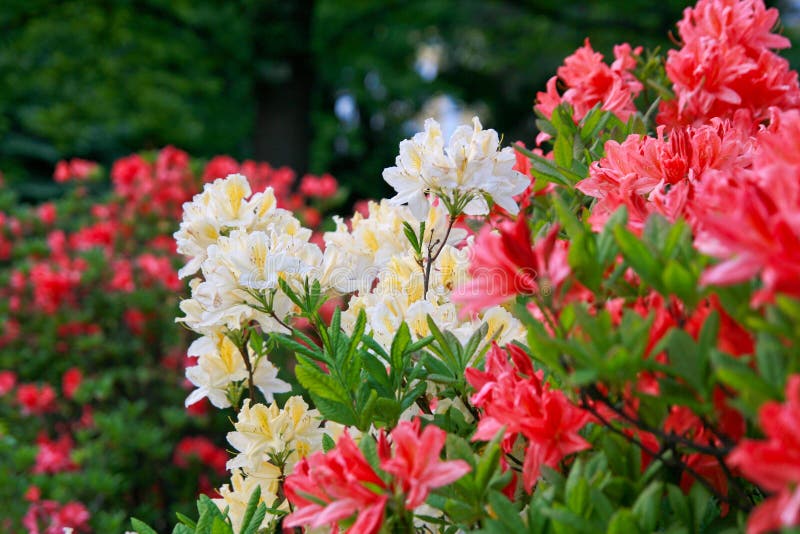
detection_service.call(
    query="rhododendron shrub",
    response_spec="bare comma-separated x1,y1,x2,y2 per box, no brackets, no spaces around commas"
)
141,5,800,533
97,1,800,533
0,148,339,532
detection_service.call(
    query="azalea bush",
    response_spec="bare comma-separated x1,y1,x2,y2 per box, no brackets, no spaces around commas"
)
0,148,341,533
135,1,800,533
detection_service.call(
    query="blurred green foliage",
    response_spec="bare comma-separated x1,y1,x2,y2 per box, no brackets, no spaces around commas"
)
1,0,798,201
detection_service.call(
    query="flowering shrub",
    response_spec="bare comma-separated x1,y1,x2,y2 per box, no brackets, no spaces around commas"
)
0,148,339,532
128,2,800,533
65,1,800,533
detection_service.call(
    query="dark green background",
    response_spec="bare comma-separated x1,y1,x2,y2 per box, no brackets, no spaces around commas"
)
2,0,798,202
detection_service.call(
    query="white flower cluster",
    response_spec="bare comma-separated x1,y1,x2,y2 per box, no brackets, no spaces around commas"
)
383,116,529,219
173,115,529,529
214,396,331,532
174,175,316,409
337,200,524,354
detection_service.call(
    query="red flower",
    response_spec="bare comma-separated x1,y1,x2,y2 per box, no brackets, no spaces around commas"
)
729,375,800,533
202,155,240,182
62,368,82,400
173,436,228,476
379,419,471,509
16,384,57,415
466,344,591,492
36,203,57,226
284,432,389,534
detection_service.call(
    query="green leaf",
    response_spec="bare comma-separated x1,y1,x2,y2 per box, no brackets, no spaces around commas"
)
662,259,697,305
322,433,336,452
607,509,642,534
487,491,526,531
662,329,707,395
130,518,159,534
390,321,412,371
211,517,232,534
712,351,779,409
402,221,421,253
632,481,662,532
295,355,350,404
312,395,358,427
756,332,786,390
474,429,503,492
273,334,323,362
667,484,690,526
238,485,261,534
175,512,197,529
613,225,662,291
241,504,267,534
552,194,583,240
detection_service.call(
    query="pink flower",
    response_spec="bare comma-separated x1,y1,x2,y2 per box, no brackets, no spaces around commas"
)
728,375,800,533
379,420,471,509
136,253,181,291
696,109,800,304
453,217,569,315
33,434,77,474
466,344,591,492
677,0,790,54
577,116,754,232
0,370,17,396
53,159,98,183
108,259,135,293
300,173,339,198
23,499,90,534
659,0,800,127
535,39,643,133
284,432,389,534
36,203,57,226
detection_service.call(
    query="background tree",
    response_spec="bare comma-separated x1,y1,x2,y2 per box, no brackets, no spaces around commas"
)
1,0,797,201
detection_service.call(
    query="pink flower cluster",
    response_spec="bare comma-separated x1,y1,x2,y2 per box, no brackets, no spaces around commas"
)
577,113,754,232
660,0,800,126
696,108,800,304
53,158,98,184
729,376,800,533
22,490,89,534
285,420,470,533
465,344,591,492
536,39,643,137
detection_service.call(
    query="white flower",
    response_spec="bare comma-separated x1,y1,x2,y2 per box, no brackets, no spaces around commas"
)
226,397,325,473
184,333,248,409
251,355,291,403
213,468,283,533
383,118,448,218
383,117,529,218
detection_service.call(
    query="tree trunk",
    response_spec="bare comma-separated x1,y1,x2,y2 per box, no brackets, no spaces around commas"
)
252,0,314,175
